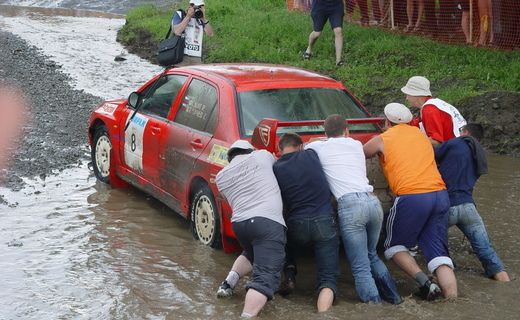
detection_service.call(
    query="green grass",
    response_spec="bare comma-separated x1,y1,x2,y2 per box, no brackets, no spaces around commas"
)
118,0,520,108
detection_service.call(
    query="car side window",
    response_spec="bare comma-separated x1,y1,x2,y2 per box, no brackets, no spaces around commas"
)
139,75,187,119
174,79,218,134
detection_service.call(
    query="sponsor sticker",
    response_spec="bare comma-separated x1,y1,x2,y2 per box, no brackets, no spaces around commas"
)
98,102,118,115
208,144,229,166
259,124,271,147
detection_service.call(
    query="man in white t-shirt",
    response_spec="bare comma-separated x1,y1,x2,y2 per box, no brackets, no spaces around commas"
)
171,0,214,65
306,114,402,304
215,140,286,318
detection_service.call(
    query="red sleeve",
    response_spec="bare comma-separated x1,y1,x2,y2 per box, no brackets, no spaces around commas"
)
409,116,420,127
421,105,445,143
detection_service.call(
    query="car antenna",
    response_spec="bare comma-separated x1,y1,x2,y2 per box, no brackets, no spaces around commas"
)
125,67,171,132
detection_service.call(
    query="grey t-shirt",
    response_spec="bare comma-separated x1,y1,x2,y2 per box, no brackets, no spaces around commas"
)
216,150,285,226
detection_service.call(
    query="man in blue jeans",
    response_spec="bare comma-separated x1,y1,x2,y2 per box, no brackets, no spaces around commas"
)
273,133,339,312
306,115,402,304
435,123,510,281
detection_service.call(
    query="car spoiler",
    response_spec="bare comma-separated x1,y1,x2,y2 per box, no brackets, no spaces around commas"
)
251,117,385,152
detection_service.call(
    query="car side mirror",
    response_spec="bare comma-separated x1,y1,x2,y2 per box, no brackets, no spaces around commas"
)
128,92,140,108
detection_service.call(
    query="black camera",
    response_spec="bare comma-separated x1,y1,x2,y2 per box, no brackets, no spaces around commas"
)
193,6,204,19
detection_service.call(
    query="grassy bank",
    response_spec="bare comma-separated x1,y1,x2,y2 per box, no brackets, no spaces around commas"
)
118,0,520,111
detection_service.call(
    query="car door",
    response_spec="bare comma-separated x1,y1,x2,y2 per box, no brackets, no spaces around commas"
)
159,78,219,203
123,74,188,187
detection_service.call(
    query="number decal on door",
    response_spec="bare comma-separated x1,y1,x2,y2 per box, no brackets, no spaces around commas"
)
124,114,148,172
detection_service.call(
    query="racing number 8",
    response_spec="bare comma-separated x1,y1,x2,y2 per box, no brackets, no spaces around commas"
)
131,133,137,151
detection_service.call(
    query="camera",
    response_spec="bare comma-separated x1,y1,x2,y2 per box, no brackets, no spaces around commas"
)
193,5,204,19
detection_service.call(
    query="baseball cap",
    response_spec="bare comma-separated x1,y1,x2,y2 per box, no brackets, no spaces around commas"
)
227,140,254,157
401,76,432,96
190,0,205,6
384,103,413,124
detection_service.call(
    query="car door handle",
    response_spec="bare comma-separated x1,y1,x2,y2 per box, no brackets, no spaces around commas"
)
151,126,161,135
190,139,204,149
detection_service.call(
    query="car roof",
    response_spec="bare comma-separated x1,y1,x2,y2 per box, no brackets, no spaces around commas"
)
171,63,341,89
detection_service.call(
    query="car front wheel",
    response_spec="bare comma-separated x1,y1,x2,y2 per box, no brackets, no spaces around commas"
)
190,185,222,249
91,126,112,184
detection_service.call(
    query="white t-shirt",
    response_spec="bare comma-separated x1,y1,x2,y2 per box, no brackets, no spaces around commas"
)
172,11,203,57
305,137,373,199
216,150,285,226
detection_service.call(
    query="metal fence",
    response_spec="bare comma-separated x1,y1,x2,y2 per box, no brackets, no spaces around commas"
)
287,0,520,49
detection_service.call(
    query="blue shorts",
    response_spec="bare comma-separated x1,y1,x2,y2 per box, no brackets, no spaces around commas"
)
384,190,454,273
311,1,344,31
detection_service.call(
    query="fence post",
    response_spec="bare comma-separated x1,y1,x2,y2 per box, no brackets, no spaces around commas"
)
390,0,395,29
469,0,473,43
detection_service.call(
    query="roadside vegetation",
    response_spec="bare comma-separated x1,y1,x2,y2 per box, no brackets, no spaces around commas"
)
118,0,520,110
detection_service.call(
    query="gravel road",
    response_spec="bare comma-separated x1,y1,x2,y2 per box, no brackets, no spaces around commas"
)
0,30,102,191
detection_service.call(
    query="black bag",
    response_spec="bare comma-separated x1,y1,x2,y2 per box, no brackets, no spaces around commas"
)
157,12,185,66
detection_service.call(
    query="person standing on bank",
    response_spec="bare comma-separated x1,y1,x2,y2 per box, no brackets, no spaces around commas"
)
306,115,402,305
435,123,510,282
401,76,466,145
303,0,345,66
215,140,286,318
273,133,339,312
172,0,214,66
364,103,458,300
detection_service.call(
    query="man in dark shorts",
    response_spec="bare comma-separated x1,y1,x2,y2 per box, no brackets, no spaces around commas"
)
273,133,339,312
303,0,345,66
215,140,286,318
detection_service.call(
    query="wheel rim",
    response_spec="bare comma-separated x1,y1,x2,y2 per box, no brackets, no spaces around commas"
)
194,195,215,245
95,135,111,178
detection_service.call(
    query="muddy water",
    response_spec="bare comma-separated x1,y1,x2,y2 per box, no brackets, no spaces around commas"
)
0,3,519,320
0,156,518,319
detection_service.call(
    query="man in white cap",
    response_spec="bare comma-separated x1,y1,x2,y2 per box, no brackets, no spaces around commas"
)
401,76,466,145
364,103,458,300
215,140,286,318
172,0,214,65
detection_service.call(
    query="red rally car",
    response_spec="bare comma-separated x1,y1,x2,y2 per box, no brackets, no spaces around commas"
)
88,64,389,253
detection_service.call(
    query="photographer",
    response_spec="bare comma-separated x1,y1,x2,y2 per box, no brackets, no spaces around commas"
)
171,0,214,65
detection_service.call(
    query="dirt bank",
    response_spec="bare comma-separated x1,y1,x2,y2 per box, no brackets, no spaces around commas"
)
0,31,102,191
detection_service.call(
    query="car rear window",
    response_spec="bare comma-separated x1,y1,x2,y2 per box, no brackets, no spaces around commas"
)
238,87,376,136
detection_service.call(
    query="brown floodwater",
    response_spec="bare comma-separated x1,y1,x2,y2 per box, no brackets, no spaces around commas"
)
1,155,519,319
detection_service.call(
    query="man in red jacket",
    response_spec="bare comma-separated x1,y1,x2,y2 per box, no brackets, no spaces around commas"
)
401,76,466,145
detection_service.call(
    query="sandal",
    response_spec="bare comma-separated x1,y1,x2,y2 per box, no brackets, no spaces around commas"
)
302,51,312,60
336,60,344,67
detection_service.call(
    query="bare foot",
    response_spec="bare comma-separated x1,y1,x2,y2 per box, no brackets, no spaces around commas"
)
494,271,511,282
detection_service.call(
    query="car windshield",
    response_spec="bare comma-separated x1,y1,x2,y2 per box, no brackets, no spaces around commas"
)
238,87,376,136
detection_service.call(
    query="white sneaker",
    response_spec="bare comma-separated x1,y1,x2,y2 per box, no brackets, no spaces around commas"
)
216,280,234,298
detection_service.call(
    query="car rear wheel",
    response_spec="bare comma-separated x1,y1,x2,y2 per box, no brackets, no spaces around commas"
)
190,185,222,249
91,126,112,184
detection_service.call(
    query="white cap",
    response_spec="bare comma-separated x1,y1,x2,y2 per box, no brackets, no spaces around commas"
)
227,140,254,156
401,76,432,96
190,0,205,6
384,103,413,124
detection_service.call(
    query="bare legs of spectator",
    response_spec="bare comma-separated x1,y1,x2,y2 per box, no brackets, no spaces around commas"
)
392,251,458,299
305,31,321,57
461,9,471,43
405,0,424,32
333,27,344,65
477,0,493,45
